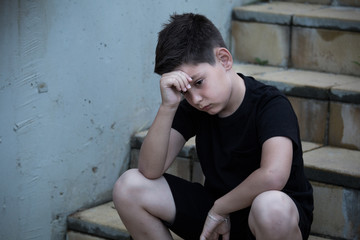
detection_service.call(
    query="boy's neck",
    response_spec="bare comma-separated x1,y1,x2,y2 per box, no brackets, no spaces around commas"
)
218,70,245,118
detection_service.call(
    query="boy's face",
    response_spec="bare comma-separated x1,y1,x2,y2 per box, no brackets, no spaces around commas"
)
177,59,234,117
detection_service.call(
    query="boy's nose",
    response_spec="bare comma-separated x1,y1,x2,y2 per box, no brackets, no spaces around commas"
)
185,89,202,105
190,92,202,105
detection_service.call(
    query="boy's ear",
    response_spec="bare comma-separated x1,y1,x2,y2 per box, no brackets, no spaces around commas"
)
216,48,233,70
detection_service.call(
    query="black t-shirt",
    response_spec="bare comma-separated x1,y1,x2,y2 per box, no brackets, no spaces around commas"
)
172,74,313,210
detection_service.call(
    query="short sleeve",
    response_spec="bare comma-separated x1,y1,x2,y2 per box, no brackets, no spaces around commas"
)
172,99,197,141
256,94,300,150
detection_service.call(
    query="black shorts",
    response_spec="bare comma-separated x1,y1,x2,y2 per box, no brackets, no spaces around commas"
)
164,173,254,240
163,174,312,240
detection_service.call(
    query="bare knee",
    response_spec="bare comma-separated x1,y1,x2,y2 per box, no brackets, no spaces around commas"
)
112,169,147,208
249,190,300,239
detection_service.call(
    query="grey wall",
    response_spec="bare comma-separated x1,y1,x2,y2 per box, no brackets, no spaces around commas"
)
0,0,251,239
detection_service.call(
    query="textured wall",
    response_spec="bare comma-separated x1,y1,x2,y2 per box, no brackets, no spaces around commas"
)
0,0,249,239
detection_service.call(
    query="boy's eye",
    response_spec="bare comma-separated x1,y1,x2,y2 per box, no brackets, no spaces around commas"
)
195,79,203,86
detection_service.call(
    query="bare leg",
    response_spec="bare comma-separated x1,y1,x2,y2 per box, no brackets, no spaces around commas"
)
248,190,302,240
112,169,176,240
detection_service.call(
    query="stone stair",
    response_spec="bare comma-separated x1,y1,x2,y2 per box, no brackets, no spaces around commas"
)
67,1,360,240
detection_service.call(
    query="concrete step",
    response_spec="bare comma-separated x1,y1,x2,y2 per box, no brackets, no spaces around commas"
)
275,0,360,7
66,201,333,240
232,1,360,76
233,63,360,150
66,201,182,240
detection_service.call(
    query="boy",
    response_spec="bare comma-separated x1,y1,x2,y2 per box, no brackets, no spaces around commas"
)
113,13,313,240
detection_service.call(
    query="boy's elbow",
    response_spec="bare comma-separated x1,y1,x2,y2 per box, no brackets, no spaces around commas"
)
138,166,163,180
266,170,289,190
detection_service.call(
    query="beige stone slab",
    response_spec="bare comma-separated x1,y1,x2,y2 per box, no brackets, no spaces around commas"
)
293,5,360,31
278,0,331,4
233,64,360,102
331,80,360,104
302,141,323,152
67,231,108,240
329,102,360,150
130,149,191,181
338,0,360,7
304,146,360,178
232,63,283,76
68,202,183,240
68,202,130,239
255,67,360,100
258,68,358,89
232,21,290,67
332,80,360,93
233,2,324,24
292,27,360,76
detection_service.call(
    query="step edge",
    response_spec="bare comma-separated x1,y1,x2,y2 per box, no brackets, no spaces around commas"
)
67,215,130,240
233,63,360,104
233,2,360,31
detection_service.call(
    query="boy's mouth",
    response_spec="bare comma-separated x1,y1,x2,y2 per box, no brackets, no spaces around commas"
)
200,104,211,111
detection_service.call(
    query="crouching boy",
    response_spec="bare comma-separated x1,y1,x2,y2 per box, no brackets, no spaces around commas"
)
113,13,313,240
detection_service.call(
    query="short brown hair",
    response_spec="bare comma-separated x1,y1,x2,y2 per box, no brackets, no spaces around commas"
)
154,13,227,75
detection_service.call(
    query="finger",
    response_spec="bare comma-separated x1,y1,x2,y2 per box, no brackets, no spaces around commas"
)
177,70,192,82
175,71,192,92
161,74,183,92
162,72,190,92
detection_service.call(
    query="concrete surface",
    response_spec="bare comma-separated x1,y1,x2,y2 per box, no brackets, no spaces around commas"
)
291,27,360,75
232,21,290,66
232,2,360,75
329,102,360,150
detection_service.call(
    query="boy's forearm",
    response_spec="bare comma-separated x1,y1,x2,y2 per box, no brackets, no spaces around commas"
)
138,104,178,179
212,137,292,216
212,167,287,216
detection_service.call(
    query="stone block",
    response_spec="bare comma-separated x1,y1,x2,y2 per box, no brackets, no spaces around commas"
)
293,5,360,31
310,181,360,240
233,2,324,25
304,146,360,189
232,63,283,76
337,0,360,7
330,80,360,104
67,231,108,240
302,141,323,152
253,68,358,100
291,26,360,76
288,96,328,143
232,21,290,67
329,102,360,150
67,202,183,240
278,0,331,4
130,149,191,181
67,202,130,240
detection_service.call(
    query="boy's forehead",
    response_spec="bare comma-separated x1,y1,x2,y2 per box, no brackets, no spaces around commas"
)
177,62,211,78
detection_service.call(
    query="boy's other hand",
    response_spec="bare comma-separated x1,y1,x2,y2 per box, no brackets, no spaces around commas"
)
200,211,231,240
160,71,192,109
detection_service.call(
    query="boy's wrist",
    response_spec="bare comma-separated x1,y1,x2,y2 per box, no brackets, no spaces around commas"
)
211,200,229,218
160,102,179,112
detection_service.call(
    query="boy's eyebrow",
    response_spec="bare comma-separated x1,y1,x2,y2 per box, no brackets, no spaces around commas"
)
190,73,202,80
